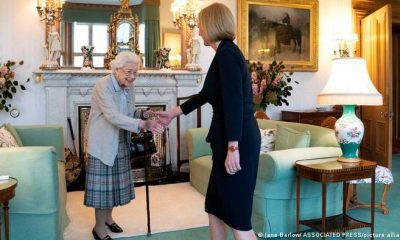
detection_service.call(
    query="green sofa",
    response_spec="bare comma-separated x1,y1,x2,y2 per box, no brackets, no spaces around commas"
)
185,119,343,237
0,125,69,240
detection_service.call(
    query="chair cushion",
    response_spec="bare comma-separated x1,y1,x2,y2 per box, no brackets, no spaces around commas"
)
0,126,20,147
348,165,394,184
260,128,276,153
274,124,311,150
189,155,212,196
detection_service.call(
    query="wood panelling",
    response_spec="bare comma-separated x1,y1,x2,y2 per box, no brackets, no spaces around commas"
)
359,5,392,168
353,0,400,23
392,25,400,152
363,119,372,148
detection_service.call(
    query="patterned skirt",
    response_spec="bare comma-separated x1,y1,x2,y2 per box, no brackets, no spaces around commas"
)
84,129,135,209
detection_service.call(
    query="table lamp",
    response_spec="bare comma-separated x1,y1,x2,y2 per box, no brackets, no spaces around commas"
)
317,57,382,163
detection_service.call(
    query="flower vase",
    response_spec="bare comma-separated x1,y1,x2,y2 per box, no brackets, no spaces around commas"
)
81,45,94,70
254,106,269,120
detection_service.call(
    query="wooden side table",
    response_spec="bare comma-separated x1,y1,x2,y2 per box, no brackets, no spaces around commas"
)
0,177,17,240
295,158,376,239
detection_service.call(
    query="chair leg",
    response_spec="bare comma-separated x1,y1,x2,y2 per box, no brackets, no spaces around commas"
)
381,184,390,215
347,183,391,215
345,184,353,211
350,184,358,204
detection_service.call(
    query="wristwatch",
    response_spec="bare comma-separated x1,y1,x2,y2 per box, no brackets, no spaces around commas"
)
228,146,239,152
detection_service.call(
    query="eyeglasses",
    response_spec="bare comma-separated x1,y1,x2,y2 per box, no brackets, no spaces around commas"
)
121,68,138,79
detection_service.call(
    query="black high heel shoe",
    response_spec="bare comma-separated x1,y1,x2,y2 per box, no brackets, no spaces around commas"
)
105,222,123,233
92,229,112,240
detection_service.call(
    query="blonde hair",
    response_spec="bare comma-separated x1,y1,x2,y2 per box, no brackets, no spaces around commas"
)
110,51,141,71
198,3,236,42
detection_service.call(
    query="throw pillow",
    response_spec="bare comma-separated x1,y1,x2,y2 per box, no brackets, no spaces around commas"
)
274,124,311,150
0,126,19,147
3,123,23,146
260,128,276,153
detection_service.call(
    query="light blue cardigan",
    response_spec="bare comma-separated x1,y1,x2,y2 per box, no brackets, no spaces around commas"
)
87,74,142,166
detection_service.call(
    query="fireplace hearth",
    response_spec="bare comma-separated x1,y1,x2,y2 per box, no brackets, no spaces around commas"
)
130,105,172,182
78,105,172,183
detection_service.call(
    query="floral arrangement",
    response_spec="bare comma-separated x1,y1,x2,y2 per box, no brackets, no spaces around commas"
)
0,60,29,112
154,47,171,69
248,60,298,111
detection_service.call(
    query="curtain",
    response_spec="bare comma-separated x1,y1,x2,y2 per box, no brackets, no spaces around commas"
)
141,5,160,68
145,20,160,67
62,22,73,66
63,8,113,23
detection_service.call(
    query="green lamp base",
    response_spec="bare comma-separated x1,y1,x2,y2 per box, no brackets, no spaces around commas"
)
335,105,364,163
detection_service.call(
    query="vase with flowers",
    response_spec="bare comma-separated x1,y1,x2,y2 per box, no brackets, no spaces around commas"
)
0,60,29,112
248,60,298,116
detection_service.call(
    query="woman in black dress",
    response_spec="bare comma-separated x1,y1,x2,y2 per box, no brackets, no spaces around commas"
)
158,3,260,239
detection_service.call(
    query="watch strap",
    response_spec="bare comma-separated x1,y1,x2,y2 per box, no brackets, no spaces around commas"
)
228,146,239,152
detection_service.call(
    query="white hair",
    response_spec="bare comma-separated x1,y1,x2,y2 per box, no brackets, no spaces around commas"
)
110,51,141,71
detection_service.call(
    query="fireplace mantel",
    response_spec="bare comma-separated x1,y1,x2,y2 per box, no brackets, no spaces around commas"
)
34,69,205,171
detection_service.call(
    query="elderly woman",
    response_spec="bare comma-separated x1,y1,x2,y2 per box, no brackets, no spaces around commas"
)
84,51,164,240
157,3,260,240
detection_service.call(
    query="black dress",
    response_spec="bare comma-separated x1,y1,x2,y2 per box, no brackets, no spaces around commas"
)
180,40,261,231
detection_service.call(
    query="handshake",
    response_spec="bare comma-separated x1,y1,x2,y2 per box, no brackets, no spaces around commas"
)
137,107,182,134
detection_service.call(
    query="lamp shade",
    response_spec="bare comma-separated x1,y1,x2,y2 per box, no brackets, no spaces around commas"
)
317,58,382,105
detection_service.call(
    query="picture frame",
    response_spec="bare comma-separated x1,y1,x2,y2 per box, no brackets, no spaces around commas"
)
237,0,318,71
162,28,182,68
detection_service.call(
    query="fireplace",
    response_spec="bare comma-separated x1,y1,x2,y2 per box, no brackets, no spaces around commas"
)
78,105,172,183
36,69,204,174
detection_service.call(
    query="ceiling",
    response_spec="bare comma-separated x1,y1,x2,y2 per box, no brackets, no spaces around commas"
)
65,0,144,5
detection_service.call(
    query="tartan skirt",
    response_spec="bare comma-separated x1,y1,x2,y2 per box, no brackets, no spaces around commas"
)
84,129,135,209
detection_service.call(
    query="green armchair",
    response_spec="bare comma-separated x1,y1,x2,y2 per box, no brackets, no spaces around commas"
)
0,125,69,240
185,119,343,237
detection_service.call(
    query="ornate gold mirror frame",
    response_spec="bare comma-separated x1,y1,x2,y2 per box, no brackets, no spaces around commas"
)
104,0,140,69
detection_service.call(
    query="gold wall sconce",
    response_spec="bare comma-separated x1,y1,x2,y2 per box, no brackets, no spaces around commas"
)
36,0,64,25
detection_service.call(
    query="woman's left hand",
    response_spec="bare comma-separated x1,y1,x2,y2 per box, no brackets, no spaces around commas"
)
139,120,164,134
225,151,241,175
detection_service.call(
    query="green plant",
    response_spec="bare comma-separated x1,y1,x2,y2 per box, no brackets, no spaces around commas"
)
248,60,298,110
0,60,29,112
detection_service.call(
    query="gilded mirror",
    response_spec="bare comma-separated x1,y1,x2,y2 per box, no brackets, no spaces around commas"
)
104,0,140,68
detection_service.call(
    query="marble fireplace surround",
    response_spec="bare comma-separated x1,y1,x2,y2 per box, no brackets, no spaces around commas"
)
34,69,204,171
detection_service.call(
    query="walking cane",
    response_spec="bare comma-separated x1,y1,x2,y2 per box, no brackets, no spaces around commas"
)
143,133,151,236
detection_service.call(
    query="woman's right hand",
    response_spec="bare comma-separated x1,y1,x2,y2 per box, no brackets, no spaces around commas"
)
156,107,182,127
139,120,164,134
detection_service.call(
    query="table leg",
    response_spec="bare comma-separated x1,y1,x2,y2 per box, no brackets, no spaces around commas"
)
371,175,375,239
4,201,9,240
343,182,348,233
322,181,326,240
296,174,300,240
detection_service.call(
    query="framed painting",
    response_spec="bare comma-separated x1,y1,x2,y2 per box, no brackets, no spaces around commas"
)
237,0,318,71
162,28,182,68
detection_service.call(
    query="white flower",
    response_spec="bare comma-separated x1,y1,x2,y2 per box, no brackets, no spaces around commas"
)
0,77,5,89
